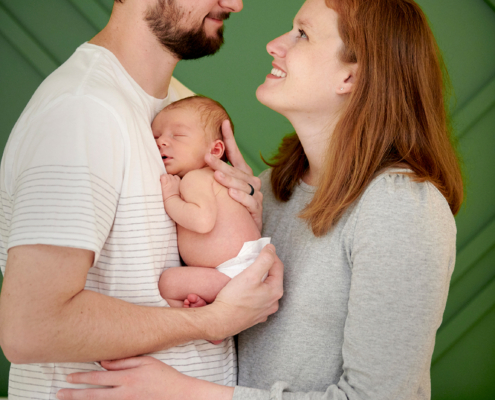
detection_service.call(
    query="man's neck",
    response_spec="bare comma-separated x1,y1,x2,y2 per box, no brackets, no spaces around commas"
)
90,11,180,99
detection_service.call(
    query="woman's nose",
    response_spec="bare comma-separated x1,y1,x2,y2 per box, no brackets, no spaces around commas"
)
267,33,288,58
219,0,243,13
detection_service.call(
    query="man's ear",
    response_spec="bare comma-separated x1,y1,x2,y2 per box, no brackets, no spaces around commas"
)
337,63,358,94
210,140,225,159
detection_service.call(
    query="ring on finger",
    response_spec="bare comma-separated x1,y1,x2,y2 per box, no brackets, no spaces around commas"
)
248,183,255,196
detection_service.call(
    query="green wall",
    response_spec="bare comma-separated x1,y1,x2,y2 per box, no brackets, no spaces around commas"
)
0,0,494,398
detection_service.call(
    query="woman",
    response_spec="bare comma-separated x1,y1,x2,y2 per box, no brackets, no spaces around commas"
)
58,0,463,398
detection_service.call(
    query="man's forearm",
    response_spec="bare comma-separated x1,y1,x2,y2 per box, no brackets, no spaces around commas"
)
0,286,215,364
0,243,283,364
0,245,215,364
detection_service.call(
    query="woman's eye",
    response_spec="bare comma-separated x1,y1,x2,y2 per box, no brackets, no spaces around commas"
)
298,29,307,39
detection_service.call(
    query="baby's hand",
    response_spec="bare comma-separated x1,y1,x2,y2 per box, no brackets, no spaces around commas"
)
160,174,181,203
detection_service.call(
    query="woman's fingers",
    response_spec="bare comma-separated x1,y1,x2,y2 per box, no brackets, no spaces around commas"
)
65,370,120,387
63,358,154,387
101,356,153,370
229,188,263,231
58,388,115,400
221,120,251,173
214,169,261,193
206,122,264,229
206,154,254,186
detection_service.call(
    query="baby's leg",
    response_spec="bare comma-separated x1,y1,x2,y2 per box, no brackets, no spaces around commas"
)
159,266,231,307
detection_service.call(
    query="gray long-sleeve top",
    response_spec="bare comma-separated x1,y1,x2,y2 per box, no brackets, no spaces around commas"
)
234,170,456,400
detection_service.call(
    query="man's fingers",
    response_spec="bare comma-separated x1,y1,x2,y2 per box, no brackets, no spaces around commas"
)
239,245,278,281
263,248,284,286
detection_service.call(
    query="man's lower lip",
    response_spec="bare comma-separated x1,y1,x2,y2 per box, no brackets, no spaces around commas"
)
206,17,223,24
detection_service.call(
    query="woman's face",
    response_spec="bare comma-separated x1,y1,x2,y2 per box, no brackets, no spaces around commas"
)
256,0,351,122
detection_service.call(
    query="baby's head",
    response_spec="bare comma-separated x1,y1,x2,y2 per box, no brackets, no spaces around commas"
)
152,95,233,177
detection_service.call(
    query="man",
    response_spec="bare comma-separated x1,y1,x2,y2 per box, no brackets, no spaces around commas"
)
0,0,283,398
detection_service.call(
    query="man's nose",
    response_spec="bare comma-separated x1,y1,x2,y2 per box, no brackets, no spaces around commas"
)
219,0,243,13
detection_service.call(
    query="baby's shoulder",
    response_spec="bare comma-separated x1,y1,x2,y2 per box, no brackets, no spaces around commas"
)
180,167,219,193
182,167,215,182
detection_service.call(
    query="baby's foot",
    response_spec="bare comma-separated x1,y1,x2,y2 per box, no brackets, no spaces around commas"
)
182,294,223,344
183,293,207,308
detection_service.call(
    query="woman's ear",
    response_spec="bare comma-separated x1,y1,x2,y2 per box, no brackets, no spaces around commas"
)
337,63,358,94
210,140,225,159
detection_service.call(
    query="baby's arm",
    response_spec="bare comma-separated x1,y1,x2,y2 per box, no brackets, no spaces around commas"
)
159,267,231,308
161,170,217,233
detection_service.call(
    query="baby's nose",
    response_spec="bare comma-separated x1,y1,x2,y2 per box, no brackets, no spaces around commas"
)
156,138,169,147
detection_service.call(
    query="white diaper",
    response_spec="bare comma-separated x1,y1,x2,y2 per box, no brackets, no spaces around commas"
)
216,237,271,280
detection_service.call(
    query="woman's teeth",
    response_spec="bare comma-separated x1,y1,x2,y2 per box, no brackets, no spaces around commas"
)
271,68,287,78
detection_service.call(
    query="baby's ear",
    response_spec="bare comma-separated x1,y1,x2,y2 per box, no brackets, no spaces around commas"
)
210,140,225,160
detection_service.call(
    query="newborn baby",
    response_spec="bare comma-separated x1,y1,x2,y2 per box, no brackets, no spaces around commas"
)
154,95,269,314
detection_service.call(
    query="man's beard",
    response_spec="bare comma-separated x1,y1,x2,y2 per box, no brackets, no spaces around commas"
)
145,0,229,60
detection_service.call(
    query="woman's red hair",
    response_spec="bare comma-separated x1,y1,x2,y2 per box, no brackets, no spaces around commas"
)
266,0,463,237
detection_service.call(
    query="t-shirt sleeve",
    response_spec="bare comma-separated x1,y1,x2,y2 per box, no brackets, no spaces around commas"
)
233,173,456,400
7,94,125,262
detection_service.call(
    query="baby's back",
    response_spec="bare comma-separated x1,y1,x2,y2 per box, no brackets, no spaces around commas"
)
177,167,261,268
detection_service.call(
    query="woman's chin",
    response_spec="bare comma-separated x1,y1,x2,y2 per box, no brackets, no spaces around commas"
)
256,86,286,116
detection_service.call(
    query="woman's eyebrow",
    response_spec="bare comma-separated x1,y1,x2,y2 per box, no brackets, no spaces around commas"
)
294,17,313,30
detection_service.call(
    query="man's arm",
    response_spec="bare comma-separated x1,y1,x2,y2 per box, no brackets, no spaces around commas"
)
0,243,282,364
162,170,217,233
159,267,231,306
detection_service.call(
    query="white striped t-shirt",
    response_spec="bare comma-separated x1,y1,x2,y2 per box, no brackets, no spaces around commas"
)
0,43,236,400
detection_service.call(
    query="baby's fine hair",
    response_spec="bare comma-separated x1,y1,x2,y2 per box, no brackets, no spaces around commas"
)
165,95,234,148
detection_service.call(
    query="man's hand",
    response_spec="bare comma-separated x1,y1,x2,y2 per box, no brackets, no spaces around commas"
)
160,174,181,203
200,244,284,341
205,120,263,231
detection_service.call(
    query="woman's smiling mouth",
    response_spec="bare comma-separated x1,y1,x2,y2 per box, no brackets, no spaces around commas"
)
270,67,287,78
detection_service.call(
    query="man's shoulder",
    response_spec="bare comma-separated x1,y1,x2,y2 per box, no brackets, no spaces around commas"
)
27,44,136,118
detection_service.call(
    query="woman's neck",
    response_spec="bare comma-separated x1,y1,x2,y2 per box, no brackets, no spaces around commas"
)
290,114,339,187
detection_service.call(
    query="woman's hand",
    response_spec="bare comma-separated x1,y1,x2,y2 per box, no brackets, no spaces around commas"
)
57,357,234,400
205,120,263,231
